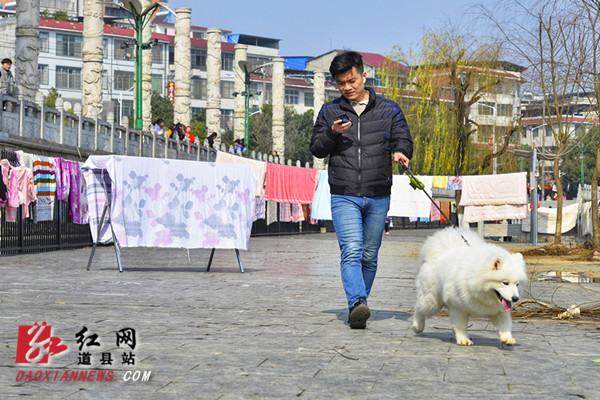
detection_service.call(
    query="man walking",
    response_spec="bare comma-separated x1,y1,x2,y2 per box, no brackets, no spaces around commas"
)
0,58,15,95
310,51,413,329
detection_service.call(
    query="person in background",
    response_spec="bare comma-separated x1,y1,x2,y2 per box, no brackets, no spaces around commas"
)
384,216,392,236
0,58,15,95
153,118,165,136
234,139,245,153
207,132,217,148
186,126,195,144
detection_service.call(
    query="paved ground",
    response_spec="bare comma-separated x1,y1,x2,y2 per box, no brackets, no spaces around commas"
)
0,229,599,399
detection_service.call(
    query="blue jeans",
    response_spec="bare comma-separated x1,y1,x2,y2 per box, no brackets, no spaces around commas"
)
330,194,390,309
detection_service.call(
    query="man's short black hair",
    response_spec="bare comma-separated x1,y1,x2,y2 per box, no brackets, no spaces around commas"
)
329,51,364,78
1,58,12,65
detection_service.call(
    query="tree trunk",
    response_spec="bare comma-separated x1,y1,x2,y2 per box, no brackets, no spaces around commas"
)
592,143,600,248
553,153,563,243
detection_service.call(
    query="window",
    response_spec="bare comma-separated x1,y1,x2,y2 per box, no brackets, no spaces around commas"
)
152,74,163,95
103,38,109,59
265,83,272,103
222,52,234,71
114,39,133,61
168,45,174,65
221,81,235,98
191,48,206,70
191,77,207,99
478,102,495,116
497,103,512,117
39,32,49,53
477,125,493,143
56,34,82,57
114,70,134,91
152,44,162,64
221,109,233,130
285,89,299,104
56,66,81,89
102,70,109,90
304,91,314,107
38,64,49,85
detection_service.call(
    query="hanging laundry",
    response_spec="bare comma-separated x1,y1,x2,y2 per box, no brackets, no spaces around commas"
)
279,203,292,222
83,155,257,250
521,203,579,234
432,176,447,189
266,200,278,225
54,157,71,201
84,167,113,243
311,170,332,220
430,201,441,222
215,151,267,197
0,160,36,222
440,202,450,224
264,163,319,204
388,175,434,218
460,172,528,223
446,176,462,190
291,204,305,222
16,150,34,170
254,197,266,221
70,161,89,224
32,155,56,222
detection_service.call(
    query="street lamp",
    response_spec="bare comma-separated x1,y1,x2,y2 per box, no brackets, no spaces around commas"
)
477,102,497,174
236,61,272,150
110,1,162,130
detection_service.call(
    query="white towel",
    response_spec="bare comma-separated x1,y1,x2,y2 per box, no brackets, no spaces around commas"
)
521,203,579,234
388,175,433,218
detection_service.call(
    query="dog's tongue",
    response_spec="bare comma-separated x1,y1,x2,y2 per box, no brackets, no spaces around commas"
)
501,298,512,312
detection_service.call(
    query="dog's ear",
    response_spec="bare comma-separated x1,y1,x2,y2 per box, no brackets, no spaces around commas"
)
492,258,502,270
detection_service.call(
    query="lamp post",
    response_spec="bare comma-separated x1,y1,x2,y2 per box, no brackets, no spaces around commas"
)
478,102,497,174
236,61,271,150
112,1,161,131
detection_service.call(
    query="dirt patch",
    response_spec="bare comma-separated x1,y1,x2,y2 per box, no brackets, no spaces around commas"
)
512,243,599,262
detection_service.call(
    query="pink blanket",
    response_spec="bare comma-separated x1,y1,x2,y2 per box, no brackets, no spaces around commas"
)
264,163,319,204
460,172,528,223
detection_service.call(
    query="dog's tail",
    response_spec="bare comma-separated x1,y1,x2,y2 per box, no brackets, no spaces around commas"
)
420,227,483,263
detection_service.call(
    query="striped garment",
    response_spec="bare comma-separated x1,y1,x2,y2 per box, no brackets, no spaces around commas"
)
279,203,292,222
32,156,56,222
291,204,305,222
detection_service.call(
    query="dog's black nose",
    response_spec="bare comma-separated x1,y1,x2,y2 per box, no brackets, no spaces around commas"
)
512,296,519,302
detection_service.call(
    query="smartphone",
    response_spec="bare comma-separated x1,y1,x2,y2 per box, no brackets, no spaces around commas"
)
335,114,352,126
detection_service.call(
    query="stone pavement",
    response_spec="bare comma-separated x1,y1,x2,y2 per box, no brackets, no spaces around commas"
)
0,229,599,399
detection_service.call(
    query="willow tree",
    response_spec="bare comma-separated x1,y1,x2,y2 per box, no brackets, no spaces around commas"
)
381,32,509,178
481,0,587,243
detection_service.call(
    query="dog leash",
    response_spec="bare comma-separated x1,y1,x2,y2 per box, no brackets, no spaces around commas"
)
399,163,470,246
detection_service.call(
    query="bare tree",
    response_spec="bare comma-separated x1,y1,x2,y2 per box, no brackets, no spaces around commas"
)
480,0,586,243
579,0,600,248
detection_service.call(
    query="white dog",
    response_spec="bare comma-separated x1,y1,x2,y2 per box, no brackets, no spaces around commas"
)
412,227,527,346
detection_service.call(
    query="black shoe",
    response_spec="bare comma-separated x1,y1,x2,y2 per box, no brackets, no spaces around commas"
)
348,300,370,329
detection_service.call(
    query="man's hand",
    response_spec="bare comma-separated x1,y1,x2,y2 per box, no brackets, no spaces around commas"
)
394,152,409,167
332,119,352,135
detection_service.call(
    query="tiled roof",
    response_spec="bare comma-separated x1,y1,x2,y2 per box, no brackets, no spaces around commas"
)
40,18,234,50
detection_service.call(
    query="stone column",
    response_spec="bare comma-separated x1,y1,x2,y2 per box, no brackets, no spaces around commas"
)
173,8,191,126
82,0,104,118
312,69,326,169
15,0,40,101
206,28,222,142
141,0,152,130
233,44,247,141
271,57,285,157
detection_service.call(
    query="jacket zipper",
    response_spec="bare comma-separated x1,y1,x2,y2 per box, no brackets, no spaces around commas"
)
357,116,361,196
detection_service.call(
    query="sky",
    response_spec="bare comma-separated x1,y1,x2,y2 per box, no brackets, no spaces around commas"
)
167,0,498,58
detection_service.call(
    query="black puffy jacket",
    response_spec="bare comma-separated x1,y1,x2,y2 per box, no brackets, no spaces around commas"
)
310,87,413,197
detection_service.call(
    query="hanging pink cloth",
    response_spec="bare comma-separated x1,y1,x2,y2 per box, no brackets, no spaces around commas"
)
263,163,319,204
